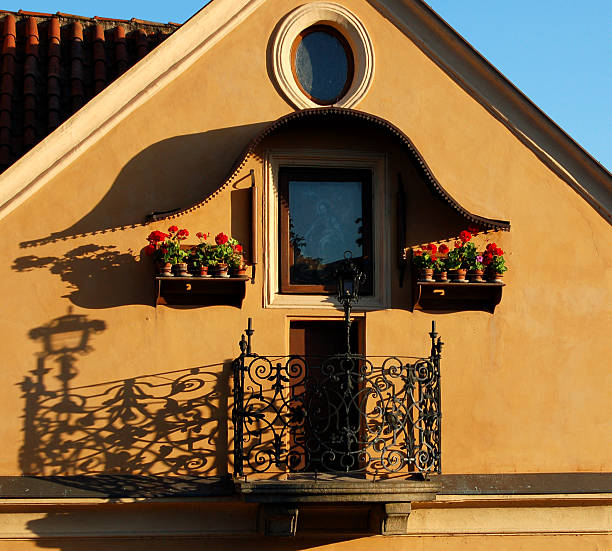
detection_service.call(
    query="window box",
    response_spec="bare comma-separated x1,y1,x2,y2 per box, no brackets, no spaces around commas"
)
155,275,249,307
412,280,504,313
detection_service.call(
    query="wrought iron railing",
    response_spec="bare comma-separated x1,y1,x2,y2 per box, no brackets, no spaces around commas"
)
232,320,442,477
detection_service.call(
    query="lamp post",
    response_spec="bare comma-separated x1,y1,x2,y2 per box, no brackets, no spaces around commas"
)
335,251,366,354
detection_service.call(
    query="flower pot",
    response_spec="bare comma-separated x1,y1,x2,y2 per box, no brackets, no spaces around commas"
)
418,268,434,282
159,262,173,277
468,269,484,282
199,266,210,278
448,268,467,282
434,271,447,282
486,272,504,283
210,263,229,278
230,267,247,277
173,262,191,277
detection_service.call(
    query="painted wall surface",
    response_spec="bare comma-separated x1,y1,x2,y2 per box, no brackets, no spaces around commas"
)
0,0,610,489
1,535,611,551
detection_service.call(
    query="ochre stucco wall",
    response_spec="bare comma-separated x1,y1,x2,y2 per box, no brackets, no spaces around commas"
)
0,0,610,483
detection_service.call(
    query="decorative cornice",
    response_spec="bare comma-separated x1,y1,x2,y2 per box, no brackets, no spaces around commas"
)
158,108,511,232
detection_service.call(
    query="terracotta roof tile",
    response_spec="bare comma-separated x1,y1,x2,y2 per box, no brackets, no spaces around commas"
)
0,9,179,172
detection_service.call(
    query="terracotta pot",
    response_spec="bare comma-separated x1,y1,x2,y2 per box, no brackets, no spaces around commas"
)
434,271,447,282
419,268,434,282
486,272,504,283
199,265,210,277
230,267,247,277
448,268,467,282
159,262,173,277
210,263,229,278
174,262,191,277
468,269,484,282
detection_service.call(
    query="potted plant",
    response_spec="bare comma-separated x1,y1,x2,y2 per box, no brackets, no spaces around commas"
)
433,244,449,281
412,243,437,281
483,243,508,282
446,230,473,282
468,254,485,282
145,229,171,275
189,231,211,277
228,241,246,277
209,232,233,277
164,226,190,276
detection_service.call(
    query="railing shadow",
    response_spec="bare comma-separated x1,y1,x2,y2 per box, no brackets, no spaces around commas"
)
20,310,232,497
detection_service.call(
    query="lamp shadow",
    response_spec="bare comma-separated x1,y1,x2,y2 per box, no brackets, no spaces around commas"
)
21,310,232,491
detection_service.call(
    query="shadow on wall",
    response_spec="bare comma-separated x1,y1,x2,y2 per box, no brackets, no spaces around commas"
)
19,122,271,248
20,309,232,487
12,244,153,308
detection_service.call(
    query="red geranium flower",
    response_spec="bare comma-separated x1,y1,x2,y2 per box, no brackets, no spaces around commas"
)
234,244,243,253
215,232,229,245
483,252,493,265
414,250,423,256
177,229,189,239
168,225,179,233
459,230,472,243
439,244,449,255
428,243,437,254
144,244,155,256
431,255,437,261
495,248,504,256
147,230,167,243
486,243,497,252
455,241,462,248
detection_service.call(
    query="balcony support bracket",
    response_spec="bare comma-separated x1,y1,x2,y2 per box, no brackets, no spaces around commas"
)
258,504,299,537
377,502,412,535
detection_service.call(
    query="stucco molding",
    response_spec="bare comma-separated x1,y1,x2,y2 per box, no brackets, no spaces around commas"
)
262,148,391,311
270,2,375,109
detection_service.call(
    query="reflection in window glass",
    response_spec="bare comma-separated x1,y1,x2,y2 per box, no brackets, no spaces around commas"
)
289,180,364,287
294,30,351,104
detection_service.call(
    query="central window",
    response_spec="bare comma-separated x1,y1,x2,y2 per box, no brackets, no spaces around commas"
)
279,167,373,294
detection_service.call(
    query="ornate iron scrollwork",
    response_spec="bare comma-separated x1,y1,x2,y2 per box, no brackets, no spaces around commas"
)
233,321,442,477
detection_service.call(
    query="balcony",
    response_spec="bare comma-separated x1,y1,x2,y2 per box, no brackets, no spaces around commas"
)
232,320,443,535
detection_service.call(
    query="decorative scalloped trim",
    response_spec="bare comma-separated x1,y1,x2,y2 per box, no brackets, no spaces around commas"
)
155,108,510,232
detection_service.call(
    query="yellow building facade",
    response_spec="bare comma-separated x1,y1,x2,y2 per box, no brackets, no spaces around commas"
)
0,0,610,549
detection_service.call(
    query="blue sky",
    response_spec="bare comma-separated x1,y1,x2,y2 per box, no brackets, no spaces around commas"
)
4,0,609,169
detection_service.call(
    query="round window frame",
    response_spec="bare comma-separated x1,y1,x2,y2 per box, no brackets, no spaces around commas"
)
290,25,355,106
271,2,374,109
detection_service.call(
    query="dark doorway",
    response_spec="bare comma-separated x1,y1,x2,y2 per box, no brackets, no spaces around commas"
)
289,320,363,473
289,319,360,357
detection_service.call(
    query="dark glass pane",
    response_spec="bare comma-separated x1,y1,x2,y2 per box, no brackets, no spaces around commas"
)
289,180,364,286
295,31,349,103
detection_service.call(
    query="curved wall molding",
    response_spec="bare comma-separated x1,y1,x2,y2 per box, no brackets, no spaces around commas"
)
270,2,374,109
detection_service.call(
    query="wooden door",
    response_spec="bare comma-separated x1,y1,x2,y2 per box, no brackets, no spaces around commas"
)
289,320,362,472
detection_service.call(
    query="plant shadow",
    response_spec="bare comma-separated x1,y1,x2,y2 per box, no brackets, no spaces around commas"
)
12,243,152,308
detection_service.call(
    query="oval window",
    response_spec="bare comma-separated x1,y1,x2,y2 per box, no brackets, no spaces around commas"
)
291,25,354,105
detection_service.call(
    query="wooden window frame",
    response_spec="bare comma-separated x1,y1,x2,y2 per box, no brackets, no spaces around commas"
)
278,166,373,295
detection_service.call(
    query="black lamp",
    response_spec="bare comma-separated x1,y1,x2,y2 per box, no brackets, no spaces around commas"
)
335,251,366,354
